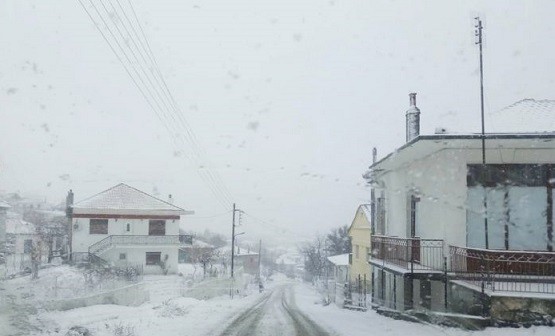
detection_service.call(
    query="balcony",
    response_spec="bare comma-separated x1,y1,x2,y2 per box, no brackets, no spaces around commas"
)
370,235,445,271
369,236,555,293
449,245,555,293
89,234,193,255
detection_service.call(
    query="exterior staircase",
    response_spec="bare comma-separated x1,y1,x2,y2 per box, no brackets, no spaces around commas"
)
88,234,193,256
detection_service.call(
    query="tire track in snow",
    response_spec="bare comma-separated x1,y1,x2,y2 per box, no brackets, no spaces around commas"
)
212,284,334,336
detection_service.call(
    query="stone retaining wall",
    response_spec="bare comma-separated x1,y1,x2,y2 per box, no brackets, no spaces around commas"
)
42,282,149,311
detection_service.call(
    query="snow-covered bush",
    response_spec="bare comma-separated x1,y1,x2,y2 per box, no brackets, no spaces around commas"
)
154,299,188,318
112,322,136,336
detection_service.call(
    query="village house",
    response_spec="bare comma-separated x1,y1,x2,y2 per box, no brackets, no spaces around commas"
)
3,211,45,275
233,246,260,275
68,183,193,275
365,94,555,323
326,253,350,306
348,204,372,288
276,252,303,279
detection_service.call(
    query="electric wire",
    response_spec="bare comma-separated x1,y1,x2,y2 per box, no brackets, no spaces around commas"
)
83,0,232,208
118,0,235,205
76,0,234,208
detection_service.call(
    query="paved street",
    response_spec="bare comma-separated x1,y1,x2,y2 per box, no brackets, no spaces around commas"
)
213,284,334,336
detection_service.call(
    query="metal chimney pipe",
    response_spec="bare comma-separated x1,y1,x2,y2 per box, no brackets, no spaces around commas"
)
406,93,421,142
409,93,417,106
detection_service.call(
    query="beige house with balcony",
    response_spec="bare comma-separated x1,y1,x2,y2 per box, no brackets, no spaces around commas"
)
69,183,193,274
348,204,371,286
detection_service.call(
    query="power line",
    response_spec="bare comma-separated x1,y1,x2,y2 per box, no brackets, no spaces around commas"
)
116,0,235,206
76,0,235,209
115,0,235,204
80,0,232,208
188,210,232,219
81,1,231,210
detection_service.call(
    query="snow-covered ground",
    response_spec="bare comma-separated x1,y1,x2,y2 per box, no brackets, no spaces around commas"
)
3,267,554,336
30,293,266,336
294,283,554,336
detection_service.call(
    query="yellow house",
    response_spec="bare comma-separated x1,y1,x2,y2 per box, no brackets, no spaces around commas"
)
348,204,371,285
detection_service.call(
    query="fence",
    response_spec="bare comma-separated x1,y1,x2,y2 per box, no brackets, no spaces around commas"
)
89,235,193,255
371,235,445,271
344,274,369,310
449,245,555,294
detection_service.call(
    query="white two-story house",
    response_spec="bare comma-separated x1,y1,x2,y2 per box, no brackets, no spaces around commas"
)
365,95,555,322
69,183,193,275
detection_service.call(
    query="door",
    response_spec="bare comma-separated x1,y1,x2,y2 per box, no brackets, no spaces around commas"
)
409,195,421,263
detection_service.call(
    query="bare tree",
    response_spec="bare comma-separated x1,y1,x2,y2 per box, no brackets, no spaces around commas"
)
326,225,351,255
23,211,68,263
299,236,328,281
190,245,217,279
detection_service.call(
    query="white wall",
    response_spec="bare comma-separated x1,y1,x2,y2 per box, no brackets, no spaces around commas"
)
378,146,555,248
103,246,179,275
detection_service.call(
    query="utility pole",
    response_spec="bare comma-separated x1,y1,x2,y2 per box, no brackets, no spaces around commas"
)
475,17,489,249
370,147,377,235
230,203,244,279
257,239,262,280
231,203,236,278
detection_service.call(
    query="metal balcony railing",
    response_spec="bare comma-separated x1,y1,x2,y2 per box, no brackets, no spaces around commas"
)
450,245,555,275
370,235,445,271
89,234,193,255
449,246,555,294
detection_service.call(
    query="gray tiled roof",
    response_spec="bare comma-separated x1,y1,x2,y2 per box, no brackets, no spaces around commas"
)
489,99,555,133
73,183,184,211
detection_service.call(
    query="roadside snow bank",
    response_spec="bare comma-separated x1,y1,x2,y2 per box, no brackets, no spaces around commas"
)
293,283,555,336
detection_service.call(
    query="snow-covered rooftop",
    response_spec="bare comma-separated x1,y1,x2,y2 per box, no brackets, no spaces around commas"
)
276,253,302,265
488,99,555,133
0,201,11,209
72,183,186,212
327,253,349,266
6,212,36,235
359,204,371,221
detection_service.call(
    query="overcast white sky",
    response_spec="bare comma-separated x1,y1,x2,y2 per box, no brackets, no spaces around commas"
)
1,0,554,247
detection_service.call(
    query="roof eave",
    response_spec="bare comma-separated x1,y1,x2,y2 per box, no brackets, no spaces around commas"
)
369,132,555,171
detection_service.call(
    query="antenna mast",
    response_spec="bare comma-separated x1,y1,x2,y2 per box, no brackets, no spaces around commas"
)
475,17,486,165
475,17,489,249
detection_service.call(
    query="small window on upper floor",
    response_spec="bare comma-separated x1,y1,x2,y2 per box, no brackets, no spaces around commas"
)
126,223,131,232
90,219,108,234
148,220,166,236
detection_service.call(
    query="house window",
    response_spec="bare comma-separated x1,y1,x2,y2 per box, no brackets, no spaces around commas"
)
126,223,131,232
119,253,127,260
467,164,553,251
24,239,33,253
376,197,386,235
408,195,420,238
355,245,359,259
89,219,108,234
146,252,161,265
148,220,166,236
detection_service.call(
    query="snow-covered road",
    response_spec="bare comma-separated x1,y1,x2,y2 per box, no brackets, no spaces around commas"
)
211,284,333,336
